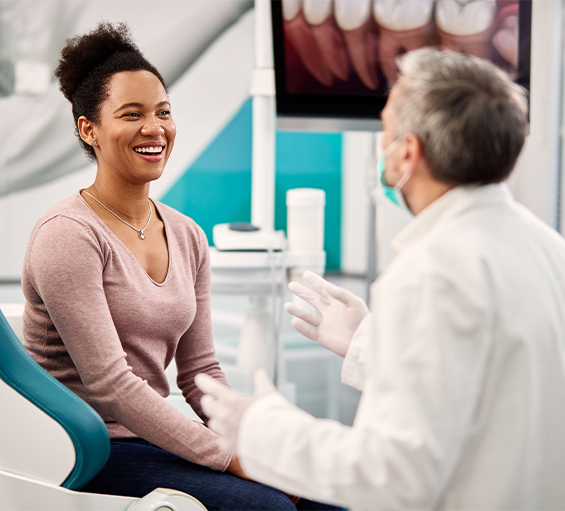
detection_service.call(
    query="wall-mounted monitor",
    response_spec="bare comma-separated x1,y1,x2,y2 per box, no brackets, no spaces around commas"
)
272,0,531,132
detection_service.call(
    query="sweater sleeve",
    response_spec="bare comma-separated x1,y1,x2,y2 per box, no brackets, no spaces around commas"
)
25,216,231,471
175,225,230,421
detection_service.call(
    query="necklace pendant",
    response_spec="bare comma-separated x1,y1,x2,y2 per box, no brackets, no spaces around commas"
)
140,232,145,240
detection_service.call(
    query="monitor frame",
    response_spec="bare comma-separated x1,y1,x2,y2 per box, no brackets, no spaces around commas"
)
272,0,532,131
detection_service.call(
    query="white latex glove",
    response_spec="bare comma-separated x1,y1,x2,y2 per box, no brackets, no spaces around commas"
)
195,369,276,453
284,271,370,357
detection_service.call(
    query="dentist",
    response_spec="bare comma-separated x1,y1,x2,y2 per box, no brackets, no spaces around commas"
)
197,48,565,510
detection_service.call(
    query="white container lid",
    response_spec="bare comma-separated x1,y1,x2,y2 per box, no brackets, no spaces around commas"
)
286,188,326,207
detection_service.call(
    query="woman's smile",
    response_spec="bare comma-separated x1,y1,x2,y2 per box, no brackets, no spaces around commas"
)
133,142,166,162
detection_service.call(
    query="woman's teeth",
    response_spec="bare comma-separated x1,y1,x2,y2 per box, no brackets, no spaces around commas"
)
134,146,163,154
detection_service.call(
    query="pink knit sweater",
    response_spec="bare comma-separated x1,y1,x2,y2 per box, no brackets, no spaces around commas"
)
22,192,231,471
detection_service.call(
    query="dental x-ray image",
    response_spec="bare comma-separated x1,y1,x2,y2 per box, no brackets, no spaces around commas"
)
272,0,530,120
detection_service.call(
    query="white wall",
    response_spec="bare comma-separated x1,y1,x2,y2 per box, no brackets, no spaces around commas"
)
0,1,254,280
509,0,563,230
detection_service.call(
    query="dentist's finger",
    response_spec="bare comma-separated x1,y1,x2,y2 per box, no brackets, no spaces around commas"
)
291,317,319,342
325,283,355,303
304,271,354,305
195,373,234,400
294,271,340,305
284,301,322,327
254,369,277,395
302,270,331,292
200,394,220,419
288,281,329,311
325,282,366,308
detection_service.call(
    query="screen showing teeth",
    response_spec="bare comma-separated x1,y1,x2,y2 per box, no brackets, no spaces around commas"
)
276,0,527,93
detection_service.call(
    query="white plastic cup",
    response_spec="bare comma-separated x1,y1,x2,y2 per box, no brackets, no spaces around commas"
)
286,188,326,252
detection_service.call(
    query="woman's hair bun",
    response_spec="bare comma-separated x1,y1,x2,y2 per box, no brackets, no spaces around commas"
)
55,21,140,102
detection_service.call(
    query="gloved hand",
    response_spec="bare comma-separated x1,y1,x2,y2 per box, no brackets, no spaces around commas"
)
195,369,277,453
284,271,370,357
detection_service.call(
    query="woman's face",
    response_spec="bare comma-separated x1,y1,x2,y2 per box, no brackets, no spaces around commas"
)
92,70,176,186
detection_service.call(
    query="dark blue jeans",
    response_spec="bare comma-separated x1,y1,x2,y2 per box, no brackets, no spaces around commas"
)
81,439,344,511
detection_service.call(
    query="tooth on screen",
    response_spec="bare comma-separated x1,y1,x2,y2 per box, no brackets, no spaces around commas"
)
282,0,302,21
492,24,518,68
372,0,435,84
334,0,372,31
435,0,497,59
335,0,378,91
378,27,435,83
310,21,350,82
435,0,496,36
342,23,379,90
492,5,518,69
284,12,334,87
303,0,333,25
372,0,434,31
303,0,349,82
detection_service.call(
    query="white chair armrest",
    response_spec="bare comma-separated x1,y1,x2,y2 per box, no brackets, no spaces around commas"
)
127,488,206,511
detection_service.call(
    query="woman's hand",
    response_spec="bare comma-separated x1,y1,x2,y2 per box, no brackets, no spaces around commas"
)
286,494,301,505
226,455,250,480
227,455,301,505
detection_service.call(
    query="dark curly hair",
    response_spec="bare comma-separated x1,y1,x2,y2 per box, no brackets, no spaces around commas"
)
55,21,167,161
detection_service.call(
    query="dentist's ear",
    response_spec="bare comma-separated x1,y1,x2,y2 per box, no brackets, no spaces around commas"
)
399,133,425,176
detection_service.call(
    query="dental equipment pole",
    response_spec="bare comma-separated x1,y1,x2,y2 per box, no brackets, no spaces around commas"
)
236,0,286,388
250,0,276,232
365,133,379,305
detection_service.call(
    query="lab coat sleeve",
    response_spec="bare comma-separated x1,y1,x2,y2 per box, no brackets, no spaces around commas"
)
341,313,373,390
237,264,491,510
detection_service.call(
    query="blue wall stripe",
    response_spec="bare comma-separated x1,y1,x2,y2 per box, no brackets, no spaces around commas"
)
161,99,342,270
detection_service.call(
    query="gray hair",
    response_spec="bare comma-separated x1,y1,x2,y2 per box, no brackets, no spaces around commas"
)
392,48,528,185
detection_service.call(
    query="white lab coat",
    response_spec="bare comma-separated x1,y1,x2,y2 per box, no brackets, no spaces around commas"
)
237,184,565,510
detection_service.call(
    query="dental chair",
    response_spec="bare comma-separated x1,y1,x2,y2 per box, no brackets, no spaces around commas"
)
0,309,206,511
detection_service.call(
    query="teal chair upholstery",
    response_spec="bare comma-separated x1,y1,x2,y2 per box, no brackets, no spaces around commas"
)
0,307,206,510
0,309,110,489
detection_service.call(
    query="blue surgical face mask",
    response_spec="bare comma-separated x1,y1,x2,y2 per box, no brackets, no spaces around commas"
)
377,137,413,214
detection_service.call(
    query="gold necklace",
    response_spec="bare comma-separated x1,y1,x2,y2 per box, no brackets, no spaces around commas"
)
83,191,152,240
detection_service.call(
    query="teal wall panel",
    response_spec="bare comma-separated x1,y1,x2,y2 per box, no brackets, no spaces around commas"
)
274,131,342,270
161,99,342,270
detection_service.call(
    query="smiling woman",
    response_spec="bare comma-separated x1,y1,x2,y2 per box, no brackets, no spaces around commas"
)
77,69,176,224
20,21,338,511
